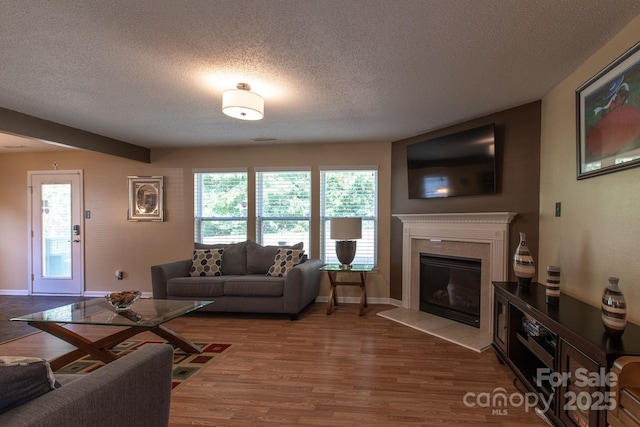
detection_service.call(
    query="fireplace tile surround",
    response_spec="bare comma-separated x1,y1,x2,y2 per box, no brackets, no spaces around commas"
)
380,212,517,352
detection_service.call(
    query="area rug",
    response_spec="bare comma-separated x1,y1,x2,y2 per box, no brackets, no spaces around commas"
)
54,340,231,390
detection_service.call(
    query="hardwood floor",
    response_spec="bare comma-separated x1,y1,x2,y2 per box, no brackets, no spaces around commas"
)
0,302,548,426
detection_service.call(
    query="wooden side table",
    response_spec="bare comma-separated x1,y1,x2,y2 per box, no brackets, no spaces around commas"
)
320,264,373,316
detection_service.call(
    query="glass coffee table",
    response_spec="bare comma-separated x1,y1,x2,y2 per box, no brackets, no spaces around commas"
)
11,298,212,370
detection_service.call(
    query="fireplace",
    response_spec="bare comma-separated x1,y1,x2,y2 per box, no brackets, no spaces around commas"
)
420,254,481,328
382,212,516,352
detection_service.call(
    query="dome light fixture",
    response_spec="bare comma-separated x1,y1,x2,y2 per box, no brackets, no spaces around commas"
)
222,83,264,120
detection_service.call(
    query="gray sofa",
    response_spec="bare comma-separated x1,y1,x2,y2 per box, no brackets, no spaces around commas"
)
0,344,173,427
151,240,322,320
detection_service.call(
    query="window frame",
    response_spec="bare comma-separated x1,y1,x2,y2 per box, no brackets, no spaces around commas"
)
255,167,312,248
193,168,249,244
320,166,378,266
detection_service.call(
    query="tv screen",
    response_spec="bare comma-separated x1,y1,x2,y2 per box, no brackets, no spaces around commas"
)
406,124,496,199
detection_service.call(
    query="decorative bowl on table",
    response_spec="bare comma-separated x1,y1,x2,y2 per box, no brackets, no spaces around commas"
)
105,290,141,311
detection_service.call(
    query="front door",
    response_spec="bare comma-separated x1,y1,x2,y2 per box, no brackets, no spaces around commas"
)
29,170,84,294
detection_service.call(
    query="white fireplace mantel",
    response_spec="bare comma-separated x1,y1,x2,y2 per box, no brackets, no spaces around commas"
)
394,212,517,308
394,212,517,225
383,212,517,352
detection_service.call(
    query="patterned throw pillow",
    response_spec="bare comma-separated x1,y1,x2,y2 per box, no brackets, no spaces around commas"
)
189,248,224,277
266,248,305,277
0,356,58,414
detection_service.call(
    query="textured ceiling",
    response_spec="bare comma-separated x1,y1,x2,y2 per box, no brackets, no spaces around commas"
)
1,0,639,151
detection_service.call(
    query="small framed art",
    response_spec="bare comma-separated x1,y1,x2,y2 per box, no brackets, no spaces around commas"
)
127,176,164,221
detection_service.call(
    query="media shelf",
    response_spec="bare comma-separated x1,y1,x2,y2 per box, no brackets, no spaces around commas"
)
493,282,640,427
515,330,555,371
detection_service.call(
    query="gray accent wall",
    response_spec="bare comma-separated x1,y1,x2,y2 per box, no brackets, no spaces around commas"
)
390,101,541,300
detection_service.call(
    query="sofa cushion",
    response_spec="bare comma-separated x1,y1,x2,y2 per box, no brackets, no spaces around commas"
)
224,275,285,297
0,356,58,414
189,248,224,277
266,248,306,277
247,241,304,274
195,241,249,275
167,276,226,298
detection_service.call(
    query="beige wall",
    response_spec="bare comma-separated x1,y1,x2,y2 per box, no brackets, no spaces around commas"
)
0,142,391,300
539,14,640,323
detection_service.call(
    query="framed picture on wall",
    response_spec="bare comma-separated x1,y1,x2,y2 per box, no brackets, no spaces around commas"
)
576,41,640,179
127,176,164,221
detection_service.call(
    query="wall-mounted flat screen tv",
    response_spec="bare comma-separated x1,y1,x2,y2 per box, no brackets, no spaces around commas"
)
407,124,496,199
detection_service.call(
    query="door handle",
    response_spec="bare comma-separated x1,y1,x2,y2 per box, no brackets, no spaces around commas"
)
73,239,81,243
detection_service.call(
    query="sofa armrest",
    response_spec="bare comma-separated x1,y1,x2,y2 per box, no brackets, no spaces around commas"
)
610,356,640,421
282,258,323,315
151,259,192,299
0,344,174,427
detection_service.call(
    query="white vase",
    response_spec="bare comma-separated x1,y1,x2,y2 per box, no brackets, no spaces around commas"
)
513,232,535,286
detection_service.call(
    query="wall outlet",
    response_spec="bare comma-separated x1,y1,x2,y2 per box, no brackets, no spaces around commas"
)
116,270,123,280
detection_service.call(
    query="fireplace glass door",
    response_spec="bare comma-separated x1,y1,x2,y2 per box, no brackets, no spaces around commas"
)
419,253,481,328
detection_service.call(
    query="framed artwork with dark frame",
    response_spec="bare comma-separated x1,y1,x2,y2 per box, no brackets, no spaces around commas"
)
576,41,640,179
127,176,164,221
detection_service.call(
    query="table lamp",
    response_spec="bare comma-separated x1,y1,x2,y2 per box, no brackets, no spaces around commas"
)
330,217,362,269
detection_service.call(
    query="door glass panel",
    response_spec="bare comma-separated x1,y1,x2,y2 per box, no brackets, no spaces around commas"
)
41,183,72,278
496,298,507,348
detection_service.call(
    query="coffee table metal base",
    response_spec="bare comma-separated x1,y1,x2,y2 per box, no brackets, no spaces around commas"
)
31,321,202,371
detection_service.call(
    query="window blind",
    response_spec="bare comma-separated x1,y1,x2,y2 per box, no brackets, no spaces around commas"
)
320,169,378,265
256,170,311,249
194,171,248,244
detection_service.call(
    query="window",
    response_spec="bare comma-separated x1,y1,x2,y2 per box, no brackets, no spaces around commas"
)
320,168,377,265
194,171,248,244
256,170,311,249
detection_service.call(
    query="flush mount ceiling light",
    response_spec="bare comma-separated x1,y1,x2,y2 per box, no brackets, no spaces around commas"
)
222,83,264,120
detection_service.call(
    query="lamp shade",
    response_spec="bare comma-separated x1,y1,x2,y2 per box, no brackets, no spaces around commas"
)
330,217,362,240
222,84,264,120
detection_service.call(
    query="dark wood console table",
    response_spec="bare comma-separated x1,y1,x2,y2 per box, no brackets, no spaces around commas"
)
493,281,640,427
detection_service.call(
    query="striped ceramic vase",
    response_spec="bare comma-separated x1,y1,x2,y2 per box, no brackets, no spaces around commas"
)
601,277,627,337
513,232,535,286
545,265,560,305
